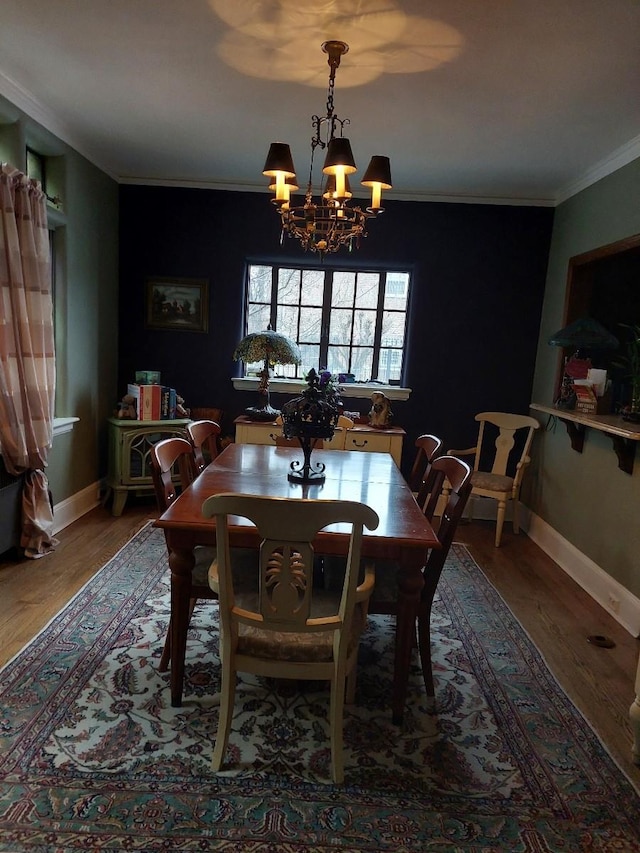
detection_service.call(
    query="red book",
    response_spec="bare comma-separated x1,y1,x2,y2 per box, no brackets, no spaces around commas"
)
128,383,161,420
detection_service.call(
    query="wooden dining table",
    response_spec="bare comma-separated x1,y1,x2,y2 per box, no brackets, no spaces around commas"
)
154,442,440,724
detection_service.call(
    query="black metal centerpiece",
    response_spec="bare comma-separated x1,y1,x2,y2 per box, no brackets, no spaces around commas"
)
281,369,340,483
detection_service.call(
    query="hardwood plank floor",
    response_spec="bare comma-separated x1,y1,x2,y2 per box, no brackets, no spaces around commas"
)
1,499,639,784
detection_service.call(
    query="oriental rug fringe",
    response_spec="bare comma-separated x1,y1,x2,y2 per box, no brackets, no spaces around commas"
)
0,523,638,852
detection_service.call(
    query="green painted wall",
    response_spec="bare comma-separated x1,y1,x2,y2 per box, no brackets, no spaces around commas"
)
531,158,640,596
0,95,119,505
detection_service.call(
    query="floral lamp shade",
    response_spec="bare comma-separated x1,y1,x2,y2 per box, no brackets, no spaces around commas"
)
233,328,301,421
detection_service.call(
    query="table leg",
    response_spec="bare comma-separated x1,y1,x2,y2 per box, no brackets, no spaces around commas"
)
168,546,195,707
392,552,425,725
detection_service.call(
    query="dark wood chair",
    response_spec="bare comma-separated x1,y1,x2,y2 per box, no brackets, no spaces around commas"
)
369,455,473,705
150,437,216,672
187,419,222,474
408,434,444,505
150,436,256,677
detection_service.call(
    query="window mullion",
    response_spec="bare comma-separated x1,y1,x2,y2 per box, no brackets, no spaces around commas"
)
370,271,386,379
319,269,332,368
270,266,278,329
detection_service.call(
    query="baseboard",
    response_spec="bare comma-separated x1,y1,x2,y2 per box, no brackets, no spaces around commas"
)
522,508,640,638
52,481,101,535
447,495,640,637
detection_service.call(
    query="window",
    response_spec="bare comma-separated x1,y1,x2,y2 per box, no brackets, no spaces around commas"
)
244,264,410,383
26,146,47,190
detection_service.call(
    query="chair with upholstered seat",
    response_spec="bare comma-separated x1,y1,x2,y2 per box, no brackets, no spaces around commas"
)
150,437,215,672
447,411,540,547
368,455,472,705
201,492,379,784
187,419,222,474
150,437,256,675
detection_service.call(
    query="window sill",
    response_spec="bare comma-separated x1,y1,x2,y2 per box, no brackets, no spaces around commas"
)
53,416,79,436
232,377,411,402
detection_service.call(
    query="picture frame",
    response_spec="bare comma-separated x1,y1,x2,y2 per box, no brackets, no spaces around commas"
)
145,277,209,333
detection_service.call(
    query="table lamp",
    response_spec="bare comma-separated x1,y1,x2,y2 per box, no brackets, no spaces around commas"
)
281,368,340,483
234,328,301,420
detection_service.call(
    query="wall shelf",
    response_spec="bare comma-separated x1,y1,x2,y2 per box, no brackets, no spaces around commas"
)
530,403,640,474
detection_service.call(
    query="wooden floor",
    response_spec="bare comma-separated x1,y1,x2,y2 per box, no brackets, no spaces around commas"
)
1,498,639,784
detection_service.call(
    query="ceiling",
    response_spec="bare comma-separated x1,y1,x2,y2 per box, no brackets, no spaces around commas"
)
1,0,639,206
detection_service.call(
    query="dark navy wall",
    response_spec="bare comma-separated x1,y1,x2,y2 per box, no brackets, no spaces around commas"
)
119,185,553,475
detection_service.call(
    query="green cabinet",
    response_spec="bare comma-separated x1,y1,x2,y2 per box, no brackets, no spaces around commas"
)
106,417,190,516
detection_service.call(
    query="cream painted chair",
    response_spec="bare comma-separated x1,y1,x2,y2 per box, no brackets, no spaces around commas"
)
201,492,379,784
447,411,540,547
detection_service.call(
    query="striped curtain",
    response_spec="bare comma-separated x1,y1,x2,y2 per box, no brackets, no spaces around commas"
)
0,163,58,558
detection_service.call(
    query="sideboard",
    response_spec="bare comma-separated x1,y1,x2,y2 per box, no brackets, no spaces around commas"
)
106,417,191,516
234,416,405,466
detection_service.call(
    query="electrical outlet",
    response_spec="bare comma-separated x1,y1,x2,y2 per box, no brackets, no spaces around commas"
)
607,594,620,614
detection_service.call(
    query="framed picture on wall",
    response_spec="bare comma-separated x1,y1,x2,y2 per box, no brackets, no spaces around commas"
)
145,277,209,333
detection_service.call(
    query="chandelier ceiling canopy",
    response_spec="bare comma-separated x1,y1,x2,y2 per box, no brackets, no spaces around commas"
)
263,40,392,258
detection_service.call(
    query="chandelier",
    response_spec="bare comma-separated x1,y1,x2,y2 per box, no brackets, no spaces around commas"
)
263,40,392,257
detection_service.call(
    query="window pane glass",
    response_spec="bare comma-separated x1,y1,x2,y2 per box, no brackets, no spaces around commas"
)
327,345,350,376
301,269,324,305
247,303,270,333
329,309,353,345
299,306,322,342
248,265,271,302
332,271,355,307
276,362,297,378
350,347,373,381
245,263,410,386
277,268,301,304
378,348,403,382
352,309,376,345
381,311,406,347
277,305,299,340
355,273,379,309
384,272,409,309
299,343,320,373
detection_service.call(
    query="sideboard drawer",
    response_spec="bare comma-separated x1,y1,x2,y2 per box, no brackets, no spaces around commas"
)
345,429,404,466
235,421,281,446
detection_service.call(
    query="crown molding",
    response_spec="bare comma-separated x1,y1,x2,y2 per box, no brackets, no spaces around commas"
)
555,133,640,204
0,70,117,179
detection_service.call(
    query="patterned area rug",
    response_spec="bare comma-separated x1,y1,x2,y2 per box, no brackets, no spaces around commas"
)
1,523,639,852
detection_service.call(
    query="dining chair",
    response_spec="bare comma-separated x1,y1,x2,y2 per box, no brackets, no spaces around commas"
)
187,419,222,474
201,492,379,784
447,411,540,546
150,437,213,672
368,455,472,706
150,437,255,675
408,434,444,508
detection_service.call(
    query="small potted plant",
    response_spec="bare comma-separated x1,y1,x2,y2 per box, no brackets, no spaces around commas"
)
612,323,640,422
